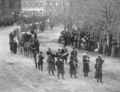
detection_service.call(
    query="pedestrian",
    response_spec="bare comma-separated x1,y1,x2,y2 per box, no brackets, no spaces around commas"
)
95,55,104,83
61,47,66,54
12,40,17,54
56,58,65,79
47,48,51,56
70,34,74,46
58,35,61,44
9,40,13,52
62,49,69,64
67,34,71,46
56,49,62,58
34,39,40,52
116,44,120,57
69,58,77,78
9,32,14,42
83,53,90,77
47,54,55,76
71,48,78,67
33,51,38,68
31,44,36,57
77,35,81,49
64,34,67,47
71,48,77,57
105,44,111,56
51,52,56,71
74,35,78,48
38,52,44,71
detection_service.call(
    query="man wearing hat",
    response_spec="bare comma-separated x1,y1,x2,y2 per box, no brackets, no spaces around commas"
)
46,48,52,56
83,53,90,77
70,48,78,67
56,58,65,79
47,54,55,76
38,52,44,71
95,55,104,83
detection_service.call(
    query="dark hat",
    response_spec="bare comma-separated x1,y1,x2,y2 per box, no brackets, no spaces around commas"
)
40,52,42,54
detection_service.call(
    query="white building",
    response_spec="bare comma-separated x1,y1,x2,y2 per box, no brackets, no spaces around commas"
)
21,0,46,17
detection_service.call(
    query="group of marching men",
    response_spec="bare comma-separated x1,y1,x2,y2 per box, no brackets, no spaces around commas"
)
34,47,104,83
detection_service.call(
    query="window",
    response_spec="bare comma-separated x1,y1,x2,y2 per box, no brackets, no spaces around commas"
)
5,0,9,8
25,1,27,8
36,2,38,7
40,2,43,7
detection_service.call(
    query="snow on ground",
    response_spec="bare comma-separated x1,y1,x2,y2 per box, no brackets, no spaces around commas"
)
0,25,120,92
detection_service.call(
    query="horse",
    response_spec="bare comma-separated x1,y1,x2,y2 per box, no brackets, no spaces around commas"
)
23,42,32,57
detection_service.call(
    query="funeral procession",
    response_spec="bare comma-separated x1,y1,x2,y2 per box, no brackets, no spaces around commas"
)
0,0,120,92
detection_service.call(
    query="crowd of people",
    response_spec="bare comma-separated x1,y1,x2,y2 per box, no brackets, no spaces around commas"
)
34,47,104,83
58,30,120,58
9,27,105,83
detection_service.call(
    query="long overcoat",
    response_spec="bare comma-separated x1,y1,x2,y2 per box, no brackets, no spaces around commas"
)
69,60,77,74
83,59,90,73
56,60,64,74
47,56,55,71
12,41,17,53
95,64,102,79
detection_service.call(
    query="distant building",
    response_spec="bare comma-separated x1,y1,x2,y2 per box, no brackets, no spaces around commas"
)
0,0,21,26
45,0,69,16
21,0,46,17
21,0,69,17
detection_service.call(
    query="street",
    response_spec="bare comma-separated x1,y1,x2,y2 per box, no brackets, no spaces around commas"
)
0,26,120,92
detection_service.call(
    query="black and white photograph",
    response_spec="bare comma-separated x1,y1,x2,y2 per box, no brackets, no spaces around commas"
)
0,0,120,92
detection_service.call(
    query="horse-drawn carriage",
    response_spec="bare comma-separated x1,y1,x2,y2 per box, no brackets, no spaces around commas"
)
17,31,35,56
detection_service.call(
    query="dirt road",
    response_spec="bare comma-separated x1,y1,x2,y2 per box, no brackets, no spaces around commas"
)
0,26,120,92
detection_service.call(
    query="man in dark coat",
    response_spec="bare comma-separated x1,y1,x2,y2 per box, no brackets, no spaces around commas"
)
34,33,37,39
34,39,40,52
116,44,120,57
62,49,69,64
12,40,17,54
69,58,77,78
105,44,111,56
67,34,71,46
9,40,13,52
77,35,81,49
56,49,62,58
56,58,65,79
9,32,14,42
47,48,51,56
31,44,36,57
9,32,14,52
74,35,78,48
95,55,104,83
63,34,68,47
83,53,90,77
38,52,44,71
71,48,77,57
33,51,38,68
47,54,55,76
71,48,78,67
50,52,56,71
61,47,66,54
70,34,74,46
